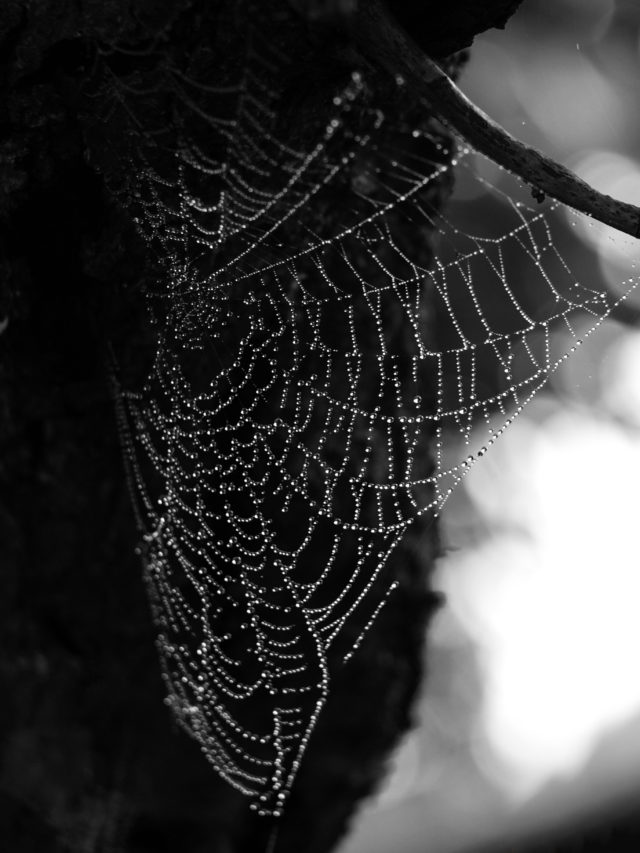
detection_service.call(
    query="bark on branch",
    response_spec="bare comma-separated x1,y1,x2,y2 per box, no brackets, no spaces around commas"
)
349,0,640,240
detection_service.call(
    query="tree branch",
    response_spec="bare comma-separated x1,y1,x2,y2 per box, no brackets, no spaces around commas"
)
349,0,640,240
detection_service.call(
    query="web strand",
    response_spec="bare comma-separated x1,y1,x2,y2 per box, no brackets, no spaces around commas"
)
92,1,640,816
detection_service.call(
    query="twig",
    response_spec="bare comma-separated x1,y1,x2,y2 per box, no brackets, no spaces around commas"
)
349,0,640,240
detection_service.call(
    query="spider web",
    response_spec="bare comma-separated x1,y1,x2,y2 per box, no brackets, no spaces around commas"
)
88,1,640,817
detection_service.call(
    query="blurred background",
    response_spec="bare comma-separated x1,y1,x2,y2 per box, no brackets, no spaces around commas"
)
340,1,640,851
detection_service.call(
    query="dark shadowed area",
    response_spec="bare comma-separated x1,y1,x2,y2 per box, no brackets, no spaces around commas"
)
0,1,520,852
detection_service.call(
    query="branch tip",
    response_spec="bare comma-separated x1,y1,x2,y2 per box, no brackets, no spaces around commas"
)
349,0,640,241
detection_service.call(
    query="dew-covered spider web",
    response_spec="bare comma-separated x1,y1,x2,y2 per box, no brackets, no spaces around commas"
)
88,0,640,818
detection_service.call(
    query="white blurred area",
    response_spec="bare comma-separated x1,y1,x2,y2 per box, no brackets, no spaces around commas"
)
448,356,640,802
339,335,640,853
340,2,640,853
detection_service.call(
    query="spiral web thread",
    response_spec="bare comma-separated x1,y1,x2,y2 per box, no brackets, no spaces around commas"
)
97,7,640,816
